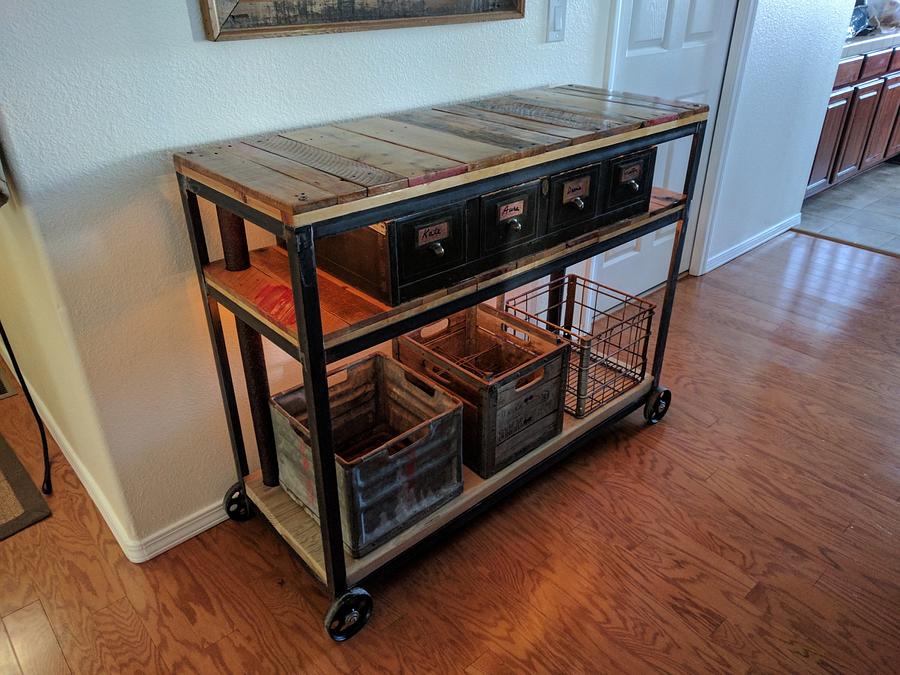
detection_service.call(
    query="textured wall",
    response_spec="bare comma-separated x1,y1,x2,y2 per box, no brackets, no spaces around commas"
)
702,0,854,267
0,0,609,554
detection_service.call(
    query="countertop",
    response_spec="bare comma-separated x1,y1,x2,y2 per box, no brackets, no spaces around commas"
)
843,30,900,57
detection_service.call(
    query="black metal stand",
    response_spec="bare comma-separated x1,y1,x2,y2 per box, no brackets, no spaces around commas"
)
0,320,52,495
178,119,707,641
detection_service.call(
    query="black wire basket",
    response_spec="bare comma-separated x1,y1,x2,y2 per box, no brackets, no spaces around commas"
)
505,275,655,418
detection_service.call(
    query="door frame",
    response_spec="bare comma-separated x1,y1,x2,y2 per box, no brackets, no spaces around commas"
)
599,0,759,277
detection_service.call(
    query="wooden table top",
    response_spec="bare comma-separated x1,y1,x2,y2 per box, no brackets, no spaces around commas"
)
174,85,708,228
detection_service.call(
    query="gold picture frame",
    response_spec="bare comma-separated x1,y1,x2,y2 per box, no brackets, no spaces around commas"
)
200,1,526,41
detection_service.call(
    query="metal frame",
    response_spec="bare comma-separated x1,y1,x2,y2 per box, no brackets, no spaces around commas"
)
177,120,707,629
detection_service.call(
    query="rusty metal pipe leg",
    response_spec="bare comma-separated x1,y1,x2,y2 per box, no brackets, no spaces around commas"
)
216,206,250,271
236,321,279,485
216,206,279,487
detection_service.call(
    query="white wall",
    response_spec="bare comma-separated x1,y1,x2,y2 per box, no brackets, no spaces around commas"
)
0,192,140,550
0,0,610,559
694,0,854,272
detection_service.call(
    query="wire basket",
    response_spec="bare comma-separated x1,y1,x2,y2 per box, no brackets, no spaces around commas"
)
505,275,655,418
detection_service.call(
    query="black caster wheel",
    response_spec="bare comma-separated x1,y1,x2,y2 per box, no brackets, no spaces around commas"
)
324,588,373,642
644,387,672,425
223,482,255,522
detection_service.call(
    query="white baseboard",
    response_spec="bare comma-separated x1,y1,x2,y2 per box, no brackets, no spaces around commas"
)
133,500,227,562
699,212,800,274
13,375,226,563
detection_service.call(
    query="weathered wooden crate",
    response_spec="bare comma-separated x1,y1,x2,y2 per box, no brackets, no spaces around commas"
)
395,304,569,478
270,354,463,558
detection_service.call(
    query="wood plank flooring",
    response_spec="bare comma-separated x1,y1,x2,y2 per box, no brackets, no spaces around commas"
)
0,231,898,673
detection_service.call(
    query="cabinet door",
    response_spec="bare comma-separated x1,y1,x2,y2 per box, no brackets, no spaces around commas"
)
860,48,894,80
832,79,885,184
861,73,900,170
807,88,854,196
834,55,864,88
888,107,900,159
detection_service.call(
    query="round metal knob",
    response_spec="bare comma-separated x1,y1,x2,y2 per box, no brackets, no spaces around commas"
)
429,242,445,257
571,196,586,210
627,179,641,192
508,218,523,232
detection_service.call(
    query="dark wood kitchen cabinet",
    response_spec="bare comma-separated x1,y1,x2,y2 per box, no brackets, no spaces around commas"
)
832,79,884,184
807,46,900,196
807,88,854,196
888,102,900,158
860,48,894,80
861,72,900,169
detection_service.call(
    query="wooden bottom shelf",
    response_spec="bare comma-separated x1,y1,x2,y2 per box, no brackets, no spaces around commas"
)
244,375,652,587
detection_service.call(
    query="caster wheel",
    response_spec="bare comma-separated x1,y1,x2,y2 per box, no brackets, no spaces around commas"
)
223,482,254,522
644,387,672,425
324,588,373,642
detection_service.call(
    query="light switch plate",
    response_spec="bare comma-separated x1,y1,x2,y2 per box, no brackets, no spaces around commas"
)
547,0,567,43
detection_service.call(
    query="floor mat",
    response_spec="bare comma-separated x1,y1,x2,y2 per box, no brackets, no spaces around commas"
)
0,434,50,540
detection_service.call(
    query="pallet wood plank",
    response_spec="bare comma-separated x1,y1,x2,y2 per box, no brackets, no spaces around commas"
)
336,116,526,170
553,86,695,118
247,135,408,196
434,104,591,140
559,84,708,112
528,87,684,125
513,88,657,125
175,146,338,216
205,252,357,339
283,125,467,186
465,95,640,136
226,141,367,203
388,108,572,156
250,246,388,323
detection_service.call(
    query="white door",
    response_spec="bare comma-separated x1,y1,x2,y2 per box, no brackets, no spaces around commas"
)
587,0,738,296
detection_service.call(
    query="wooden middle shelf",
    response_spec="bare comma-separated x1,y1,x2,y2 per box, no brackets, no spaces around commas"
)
244,374,652,587
204,188,685,356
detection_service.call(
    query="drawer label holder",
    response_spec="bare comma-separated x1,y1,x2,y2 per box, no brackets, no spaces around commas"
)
562,176,591,203
498,200,526,222
416,221,450,247
619,162,643,183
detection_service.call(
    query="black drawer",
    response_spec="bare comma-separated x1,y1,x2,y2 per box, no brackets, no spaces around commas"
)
480,180,543,255
604,149,656,216
396,204,467,284
549,164,602,231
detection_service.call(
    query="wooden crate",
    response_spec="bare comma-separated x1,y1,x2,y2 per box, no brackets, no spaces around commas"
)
270,354,463,558
395,305,569,478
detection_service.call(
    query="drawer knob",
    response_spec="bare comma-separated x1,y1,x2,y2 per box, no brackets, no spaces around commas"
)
571,196,586,210
627,179,641,193
429,242,445,257
508,218,523,233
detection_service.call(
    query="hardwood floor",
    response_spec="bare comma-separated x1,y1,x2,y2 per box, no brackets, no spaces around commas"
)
1,231,898,674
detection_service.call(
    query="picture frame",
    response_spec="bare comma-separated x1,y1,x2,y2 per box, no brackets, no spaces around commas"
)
200,0,526,41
